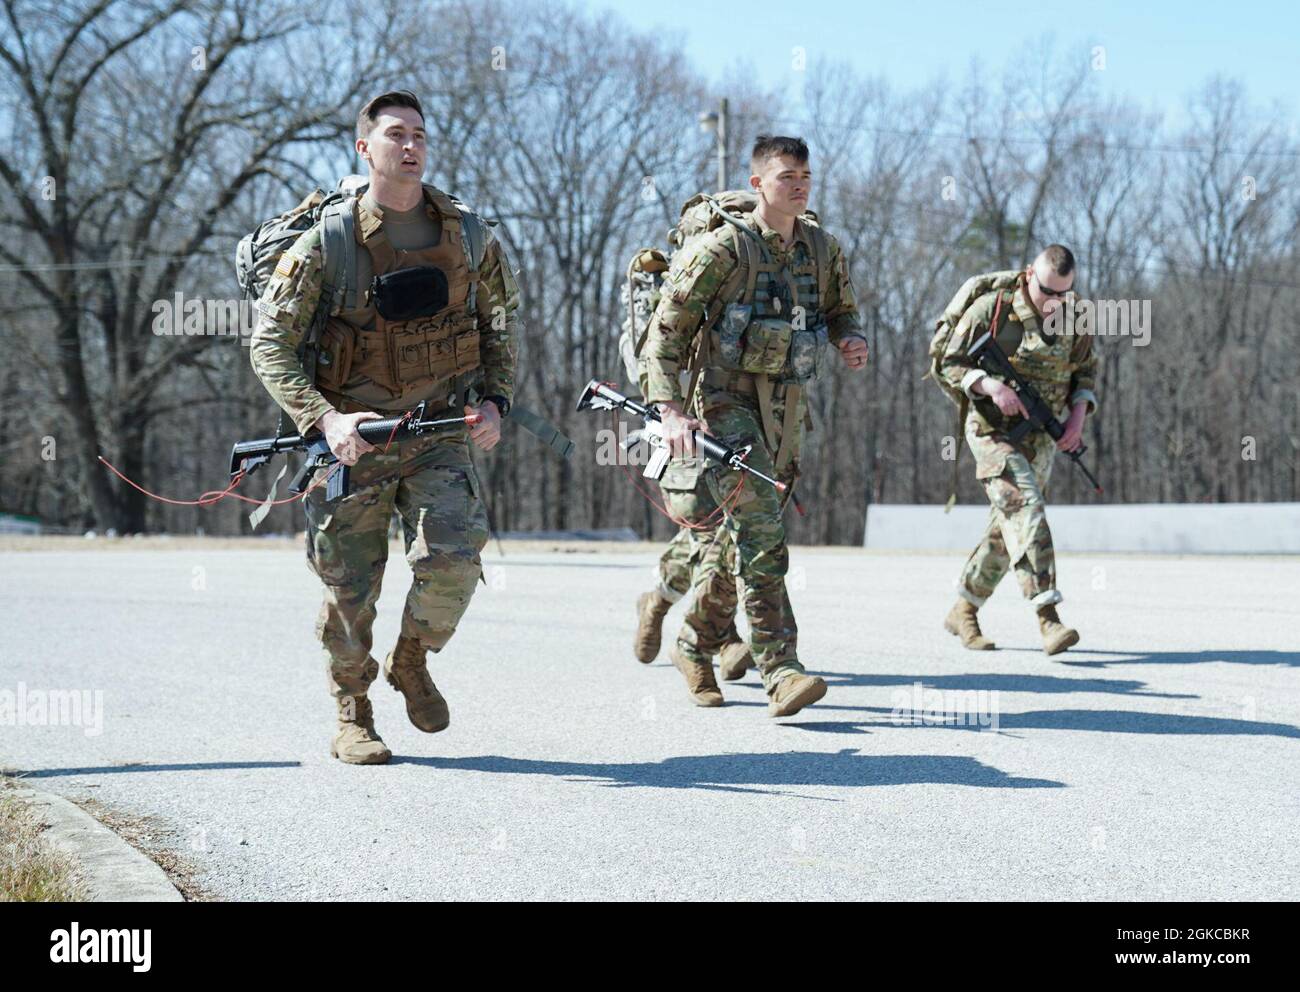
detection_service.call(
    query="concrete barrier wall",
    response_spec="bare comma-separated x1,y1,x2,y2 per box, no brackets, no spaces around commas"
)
864,503,1300,553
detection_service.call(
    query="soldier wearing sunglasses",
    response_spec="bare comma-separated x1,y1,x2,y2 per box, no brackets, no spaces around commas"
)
937,245,1098,657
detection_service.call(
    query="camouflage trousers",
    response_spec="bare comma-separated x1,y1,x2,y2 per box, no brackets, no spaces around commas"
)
659,475,742,664
957,423,1062,609
302,430,489,699
689,383,803,691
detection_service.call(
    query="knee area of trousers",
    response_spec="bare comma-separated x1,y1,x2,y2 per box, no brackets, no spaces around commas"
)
408,546,482,585
988,478,1027,515
738,536,789,576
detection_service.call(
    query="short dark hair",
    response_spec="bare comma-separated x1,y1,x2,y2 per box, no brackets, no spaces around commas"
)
751,134,809,170
356,90,425,142
1038,244,1075,277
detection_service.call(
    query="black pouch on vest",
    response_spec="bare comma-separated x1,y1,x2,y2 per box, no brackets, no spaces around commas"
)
371,266,450,321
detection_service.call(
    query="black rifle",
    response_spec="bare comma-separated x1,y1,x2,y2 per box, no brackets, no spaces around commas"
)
967,330,1103,494
230,401,480,501
576,379,787,492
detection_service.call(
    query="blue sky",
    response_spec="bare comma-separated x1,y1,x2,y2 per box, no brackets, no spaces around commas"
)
598,0,1298,127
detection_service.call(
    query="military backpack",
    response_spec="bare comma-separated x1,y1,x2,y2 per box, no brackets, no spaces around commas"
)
925,269,1021,406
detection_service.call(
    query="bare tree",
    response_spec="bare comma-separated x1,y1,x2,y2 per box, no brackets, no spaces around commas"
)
0,0,397,532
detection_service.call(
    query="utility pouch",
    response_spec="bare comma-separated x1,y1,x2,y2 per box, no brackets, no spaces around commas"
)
371,266,450,321
314,318,355,392
789,322,829,383
717,303,751,367
739,316,793,375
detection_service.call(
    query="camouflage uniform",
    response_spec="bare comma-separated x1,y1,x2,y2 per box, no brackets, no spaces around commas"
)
938,280,1098,608
657,458,743,661
250,188,517,699
655,526,696,602
643,210,861,691
623,254,745,659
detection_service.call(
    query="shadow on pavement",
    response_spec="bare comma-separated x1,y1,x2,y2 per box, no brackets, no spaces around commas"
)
390,749,1064,794
808,671,1195,699
1002,649,1300,668
785,707,1300,739
10,761,302,778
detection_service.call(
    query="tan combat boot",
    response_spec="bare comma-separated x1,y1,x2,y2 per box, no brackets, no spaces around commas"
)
384,635,450,733
718,639,755,681
670,646,723,707
944,599,996,650
767,673,827,717
1037,605,1079,656
633,590,673,663
330,695,391,765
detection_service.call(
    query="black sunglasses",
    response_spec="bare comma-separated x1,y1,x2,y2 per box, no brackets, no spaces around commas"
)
1033,271,1072,298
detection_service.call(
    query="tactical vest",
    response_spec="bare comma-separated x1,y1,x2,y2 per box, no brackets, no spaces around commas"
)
705,216,830,380
1000,297,1077,415
315,187,480,410
694,217,831,472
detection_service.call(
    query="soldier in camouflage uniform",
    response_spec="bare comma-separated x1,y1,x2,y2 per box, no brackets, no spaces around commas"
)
636,466,754,681
250,91,518,763
622,251,753,680
644,135,867,716
937,245,1097,656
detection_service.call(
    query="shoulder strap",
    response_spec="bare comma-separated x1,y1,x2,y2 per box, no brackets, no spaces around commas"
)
355,199,398,275
319,196,358,314
437,191,486,313
628,255,652,359
279,199,356,439
681,230,751,414
807,224,830,311
991,288,1016,342
459,209,486,314
457,205,486,271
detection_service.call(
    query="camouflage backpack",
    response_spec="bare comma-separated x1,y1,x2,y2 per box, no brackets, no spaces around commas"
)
668,189,821,252
235,176,368,342
926,269,1021,406
618,247,671,396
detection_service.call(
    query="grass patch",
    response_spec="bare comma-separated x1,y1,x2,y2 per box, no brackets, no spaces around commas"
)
0,779,87,902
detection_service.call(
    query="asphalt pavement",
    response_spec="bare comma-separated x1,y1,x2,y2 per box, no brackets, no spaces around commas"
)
2,539,1296,900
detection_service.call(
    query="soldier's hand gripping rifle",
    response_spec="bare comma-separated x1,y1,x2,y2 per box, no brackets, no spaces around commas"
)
229,401,482,502
576,379,786,492
967,331,1103,495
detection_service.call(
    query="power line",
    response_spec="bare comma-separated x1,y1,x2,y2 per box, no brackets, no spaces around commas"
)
792,181,1300,291
0,253,222,273
772,116,1300,160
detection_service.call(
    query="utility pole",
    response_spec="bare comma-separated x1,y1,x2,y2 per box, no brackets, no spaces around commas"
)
699,98,730,192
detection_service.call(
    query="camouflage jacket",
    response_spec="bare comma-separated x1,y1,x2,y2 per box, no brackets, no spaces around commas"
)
938,282,1099,437
249,209,518,435
642,210,863,406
